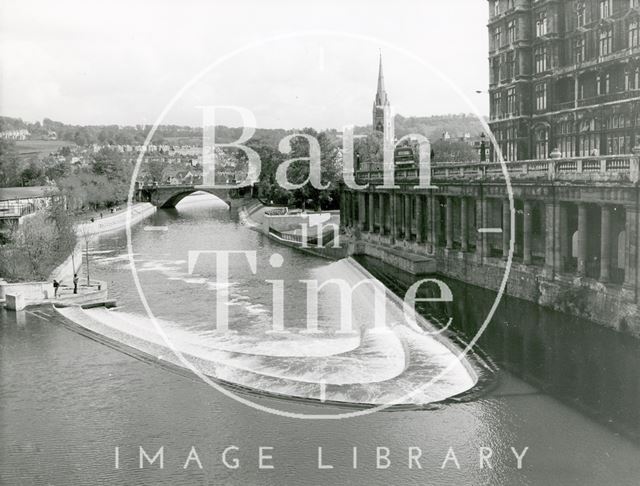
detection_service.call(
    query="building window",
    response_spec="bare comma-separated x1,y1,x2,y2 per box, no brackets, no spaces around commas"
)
493,27,502,49
535,46,549,72
492,92,503,118
505,127,517,161
494,0,501,17
506,87,516,114
535,82,547,111
536,12,548,36
574,37,585,63
506,51,515,79
507,20,516,43
625,69,630,90
557,120,576,157
596,73,611,95
492,59,500,83
605,115,628,154
632,0,640,8
630,19,640,48
578,118,600,156
635,67,640,89
576,1,586,26
599,27,613,56
600,0,612,18
535,127,549,159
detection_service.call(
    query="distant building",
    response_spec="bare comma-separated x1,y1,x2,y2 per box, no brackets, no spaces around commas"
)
0,129,29,140
488,0,640,161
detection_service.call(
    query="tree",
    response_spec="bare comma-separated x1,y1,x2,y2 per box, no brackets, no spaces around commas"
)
0,140,23,186
20,159,44,186
146,158,165,183
431,140,480,163
354,130,384,170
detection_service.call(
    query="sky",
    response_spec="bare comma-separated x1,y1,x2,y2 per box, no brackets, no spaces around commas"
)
0,0,490,129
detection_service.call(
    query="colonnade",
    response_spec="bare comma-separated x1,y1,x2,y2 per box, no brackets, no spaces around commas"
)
341,189,635,287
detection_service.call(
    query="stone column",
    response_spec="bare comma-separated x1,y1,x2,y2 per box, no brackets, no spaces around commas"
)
379,192,386,236
600,204,611,283
446,196,454,249
502,199,510,259
460,197,468,252
523,200,533,265
368,192,375,233
577,203,588,276
415,195,423,244
559,203,569,272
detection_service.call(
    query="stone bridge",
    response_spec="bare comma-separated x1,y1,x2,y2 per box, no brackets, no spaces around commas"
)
135,183,252,208
341,150,640,335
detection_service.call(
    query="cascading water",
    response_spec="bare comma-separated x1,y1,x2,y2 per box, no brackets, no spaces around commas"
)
55,197,478,407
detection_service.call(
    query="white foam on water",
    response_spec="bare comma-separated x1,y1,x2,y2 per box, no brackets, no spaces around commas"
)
55,258,478,405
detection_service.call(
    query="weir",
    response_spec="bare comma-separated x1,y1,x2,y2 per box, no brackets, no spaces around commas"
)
54,257,481,407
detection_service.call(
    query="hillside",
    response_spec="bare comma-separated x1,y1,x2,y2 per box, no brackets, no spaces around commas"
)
0,113,487,145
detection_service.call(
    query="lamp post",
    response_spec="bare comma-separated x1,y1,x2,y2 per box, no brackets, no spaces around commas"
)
480,133,487,162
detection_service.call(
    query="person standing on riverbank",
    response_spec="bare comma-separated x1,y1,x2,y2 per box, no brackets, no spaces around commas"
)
53,279,60,298
73,274,79,294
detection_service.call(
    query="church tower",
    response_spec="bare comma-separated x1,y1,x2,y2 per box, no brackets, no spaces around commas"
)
372,53,394,146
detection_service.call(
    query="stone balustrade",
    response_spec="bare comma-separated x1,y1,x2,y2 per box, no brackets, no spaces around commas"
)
353,153,639,184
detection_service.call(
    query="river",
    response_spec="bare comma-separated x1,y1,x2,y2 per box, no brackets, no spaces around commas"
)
1,194,640,485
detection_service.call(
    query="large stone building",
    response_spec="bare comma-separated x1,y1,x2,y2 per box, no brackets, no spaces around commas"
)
342,53,640,336
488,0,640,161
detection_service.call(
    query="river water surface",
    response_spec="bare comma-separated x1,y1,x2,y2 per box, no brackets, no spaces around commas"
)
2,194,640,485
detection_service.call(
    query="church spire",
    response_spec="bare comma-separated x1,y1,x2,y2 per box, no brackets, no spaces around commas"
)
372,52,393,142
375,52,388,106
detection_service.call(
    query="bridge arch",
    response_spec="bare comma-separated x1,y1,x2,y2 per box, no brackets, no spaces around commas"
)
139,184,235,208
